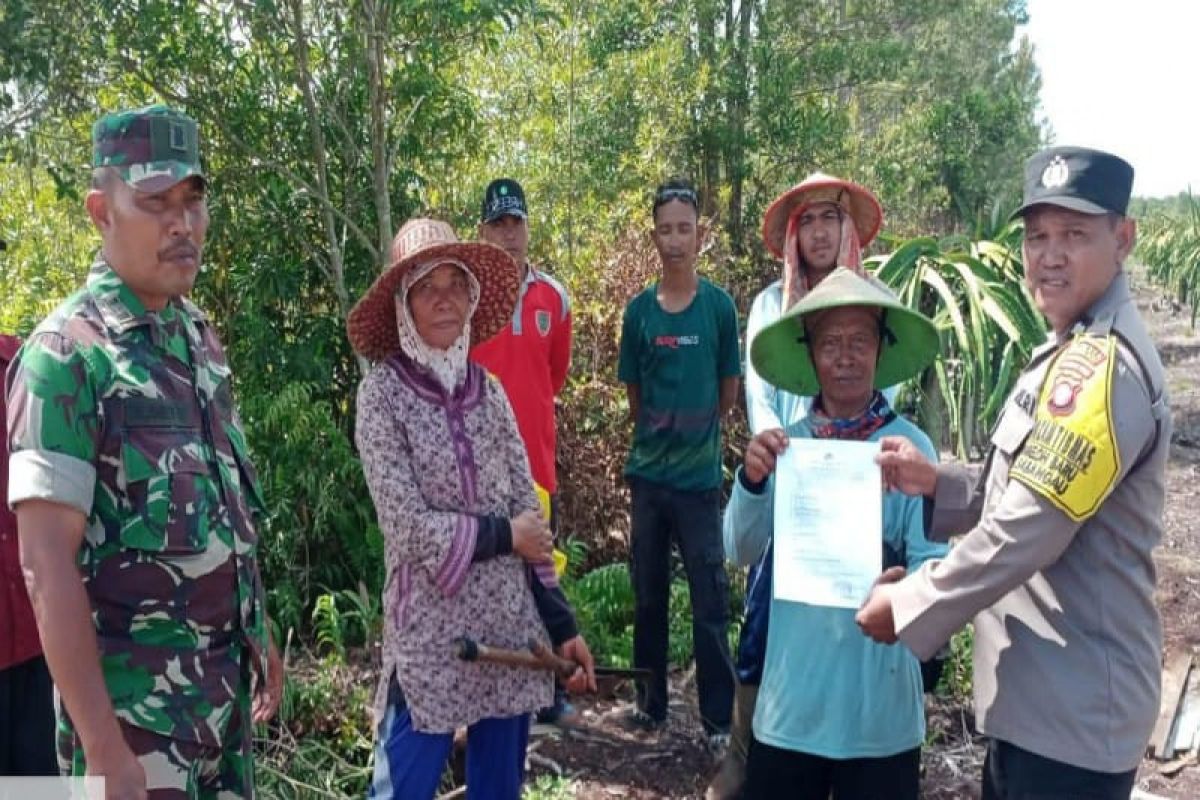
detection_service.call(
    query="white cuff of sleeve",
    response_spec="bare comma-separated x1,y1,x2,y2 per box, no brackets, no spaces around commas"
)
8,449,96,516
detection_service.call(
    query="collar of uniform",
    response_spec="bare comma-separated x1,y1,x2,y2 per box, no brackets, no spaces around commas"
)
177,296,209,324
86,256,209,334
1070,270,1130,336
1029,272,1130,359
1030,333,1058,361
86,257,152,334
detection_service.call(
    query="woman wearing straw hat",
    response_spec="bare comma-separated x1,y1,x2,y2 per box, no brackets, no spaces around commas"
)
723,268,945,799
347,218,595,799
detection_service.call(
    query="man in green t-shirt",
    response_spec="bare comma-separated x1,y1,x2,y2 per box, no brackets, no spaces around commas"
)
617,178,741,751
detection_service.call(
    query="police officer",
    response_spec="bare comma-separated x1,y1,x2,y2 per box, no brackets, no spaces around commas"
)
856,146,1169,799
7,105,282,798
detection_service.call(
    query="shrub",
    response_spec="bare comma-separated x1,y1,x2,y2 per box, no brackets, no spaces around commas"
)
1139,191,1200,327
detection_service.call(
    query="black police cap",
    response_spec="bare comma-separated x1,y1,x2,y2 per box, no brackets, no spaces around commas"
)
1013,146,1134,218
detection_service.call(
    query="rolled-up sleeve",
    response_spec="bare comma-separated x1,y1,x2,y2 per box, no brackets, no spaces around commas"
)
6,333,100,515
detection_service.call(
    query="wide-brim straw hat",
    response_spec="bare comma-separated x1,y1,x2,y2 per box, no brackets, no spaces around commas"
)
347,218,520,361
761,172,883,259
750,267,938,396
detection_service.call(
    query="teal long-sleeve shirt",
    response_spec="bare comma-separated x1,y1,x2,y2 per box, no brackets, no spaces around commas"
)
723,414,947,758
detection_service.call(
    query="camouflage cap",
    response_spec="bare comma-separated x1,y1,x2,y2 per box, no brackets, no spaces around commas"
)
92,104,204,193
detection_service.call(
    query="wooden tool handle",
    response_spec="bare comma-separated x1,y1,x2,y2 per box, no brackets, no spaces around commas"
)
453,636,579,681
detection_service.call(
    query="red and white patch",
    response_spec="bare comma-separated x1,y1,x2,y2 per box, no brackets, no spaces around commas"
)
1043,338,1107,417
1048,381,1080,416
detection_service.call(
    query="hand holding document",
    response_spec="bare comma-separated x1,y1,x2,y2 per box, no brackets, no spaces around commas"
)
772,438,882,608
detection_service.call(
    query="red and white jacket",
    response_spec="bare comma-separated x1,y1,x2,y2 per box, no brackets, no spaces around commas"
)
470,266,571,493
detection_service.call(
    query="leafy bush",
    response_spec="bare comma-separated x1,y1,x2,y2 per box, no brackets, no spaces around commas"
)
562,562,637,667
259,651,375,799
935,625,975,701
872,225,1044,458
560,539,745,671
311,583,383,660
523,775,577,799
243,381,384,639
1139,191,1200,327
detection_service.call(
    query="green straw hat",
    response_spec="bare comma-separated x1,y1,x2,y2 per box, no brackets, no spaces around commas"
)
750,266,939,396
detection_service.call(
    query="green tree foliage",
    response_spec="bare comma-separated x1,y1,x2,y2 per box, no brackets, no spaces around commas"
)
0,0,1044,626
1,4,1045,788
0,161,94,333
1,0,545,631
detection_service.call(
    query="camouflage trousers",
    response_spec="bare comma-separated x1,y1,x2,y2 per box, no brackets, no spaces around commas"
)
56,687,254,799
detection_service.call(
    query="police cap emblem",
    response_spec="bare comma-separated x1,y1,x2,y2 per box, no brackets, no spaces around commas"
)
1041,156,1069,189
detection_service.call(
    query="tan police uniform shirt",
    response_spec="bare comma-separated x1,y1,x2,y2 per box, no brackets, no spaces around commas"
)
891,272,1170,773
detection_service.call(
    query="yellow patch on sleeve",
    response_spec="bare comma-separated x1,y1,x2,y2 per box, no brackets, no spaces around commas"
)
534,482,568,577
534,483,552,521
1009,334,1119,522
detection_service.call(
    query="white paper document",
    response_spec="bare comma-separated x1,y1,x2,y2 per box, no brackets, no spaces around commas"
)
772,438,882,608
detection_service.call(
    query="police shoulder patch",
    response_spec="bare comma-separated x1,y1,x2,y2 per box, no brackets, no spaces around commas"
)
1009,333,1119,522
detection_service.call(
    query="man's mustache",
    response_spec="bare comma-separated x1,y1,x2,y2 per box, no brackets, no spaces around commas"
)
160,242,199,260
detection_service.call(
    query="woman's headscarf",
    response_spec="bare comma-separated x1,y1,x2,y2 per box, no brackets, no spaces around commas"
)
395,258,482,394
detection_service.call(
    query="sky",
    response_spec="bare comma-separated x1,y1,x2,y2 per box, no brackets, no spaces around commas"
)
1019,0,1200,198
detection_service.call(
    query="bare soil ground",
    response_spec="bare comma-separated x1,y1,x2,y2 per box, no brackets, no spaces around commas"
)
1133,270,1200,799
527,270,1200,799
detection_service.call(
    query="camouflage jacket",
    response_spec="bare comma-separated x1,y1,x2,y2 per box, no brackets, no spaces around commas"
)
5,258,269,746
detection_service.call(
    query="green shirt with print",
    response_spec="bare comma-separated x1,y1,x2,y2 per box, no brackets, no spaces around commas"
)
618,277,741,491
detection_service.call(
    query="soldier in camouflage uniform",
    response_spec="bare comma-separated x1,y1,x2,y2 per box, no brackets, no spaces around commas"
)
6,105,282,799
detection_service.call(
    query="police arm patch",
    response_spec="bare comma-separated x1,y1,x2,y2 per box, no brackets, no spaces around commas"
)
1009,334,1119,522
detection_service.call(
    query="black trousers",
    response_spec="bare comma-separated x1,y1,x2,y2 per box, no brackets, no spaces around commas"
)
0,654,58,776
628,477,734,734
743,736,920,800
982,738,1137,800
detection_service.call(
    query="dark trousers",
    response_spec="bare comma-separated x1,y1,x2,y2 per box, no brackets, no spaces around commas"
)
743,736,919,800
0,654,58,776
982,738,1137,800
540,493,567,715
629,477,734,734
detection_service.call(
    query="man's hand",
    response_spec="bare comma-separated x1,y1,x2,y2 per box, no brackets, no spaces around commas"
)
87,733,146,800
252,634,284,724
875,436,937,497
744,428,788,484
18,500,140,798
557,635,597,694
855,566,907,644
511,510,553,564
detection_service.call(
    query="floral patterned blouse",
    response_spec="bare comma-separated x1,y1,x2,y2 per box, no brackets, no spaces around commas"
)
356,352,553,733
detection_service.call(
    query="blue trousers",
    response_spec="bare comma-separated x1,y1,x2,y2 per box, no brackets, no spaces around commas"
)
368,701,531,800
